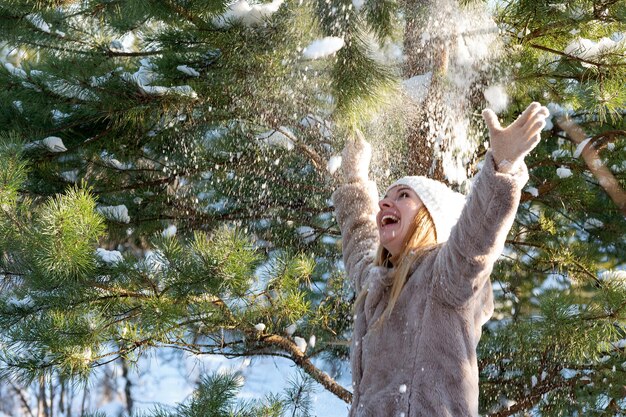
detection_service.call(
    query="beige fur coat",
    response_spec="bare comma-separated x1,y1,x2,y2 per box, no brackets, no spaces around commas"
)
332,152,528,417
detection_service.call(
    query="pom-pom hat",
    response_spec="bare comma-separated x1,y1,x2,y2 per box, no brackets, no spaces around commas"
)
386,176,466,243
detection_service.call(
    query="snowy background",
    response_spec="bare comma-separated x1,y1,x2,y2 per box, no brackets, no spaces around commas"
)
93,353,350,416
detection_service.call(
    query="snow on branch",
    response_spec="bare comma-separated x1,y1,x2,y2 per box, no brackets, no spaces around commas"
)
213,0,284,28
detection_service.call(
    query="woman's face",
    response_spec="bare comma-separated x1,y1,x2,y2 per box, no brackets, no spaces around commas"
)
377,186,424,257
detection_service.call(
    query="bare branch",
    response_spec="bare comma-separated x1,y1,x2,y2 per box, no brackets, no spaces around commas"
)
530,43,626,68
557,117,626,215
9,380,35,417
262,334,353,403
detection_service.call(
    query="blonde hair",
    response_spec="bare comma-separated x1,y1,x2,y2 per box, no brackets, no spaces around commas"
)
356,206,437,323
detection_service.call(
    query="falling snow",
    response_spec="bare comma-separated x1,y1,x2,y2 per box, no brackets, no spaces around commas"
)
483,85,509,113
402,72,433,104
327,155,342,175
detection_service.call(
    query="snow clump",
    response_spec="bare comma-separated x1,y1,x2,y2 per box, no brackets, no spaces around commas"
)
254,323,266,332
141,85,198,98
109,32,137,53
25,14,51,33
4,62,27,78
7,296,35,309
573,138,593,158
256,127,295,150
60,170,79,183
285,323,297,336
583,218,604,229
293,336,307,353
302,37,345,60
213,0,284,28
96,248,124,264
560,368,578,379
296,226,316,243
24,136,67,153
42,136,68,152
97,205,131,223
556,166,573,179
51,109,70,122
162,225,177,238
122,59,198,99
352,0,365,10
177,65,200,77
599,270,626,281
564,37,624,67
525,186,539,197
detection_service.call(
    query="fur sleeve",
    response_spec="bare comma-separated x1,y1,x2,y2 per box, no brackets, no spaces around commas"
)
431,151,529,307
332,180,380,293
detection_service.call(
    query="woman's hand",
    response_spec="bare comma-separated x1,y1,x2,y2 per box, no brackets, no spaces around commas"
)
341,129,372,182
482,102,550,173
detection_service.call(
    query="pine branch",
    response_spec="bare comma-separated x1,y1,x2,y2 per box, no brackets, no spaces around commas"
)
274,126,325,172
557,117,626,215
486,370,577,417
262,334,352,403
161,0,209,30
529,43,626,69
520,180,558,202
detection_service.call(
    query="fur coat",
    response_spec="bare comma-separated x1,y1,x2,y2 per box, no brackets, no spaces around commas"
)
331,152,528,417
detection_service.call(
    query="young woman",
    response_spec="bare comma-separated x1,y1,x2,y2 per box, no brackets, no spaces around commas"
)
332,102,550,417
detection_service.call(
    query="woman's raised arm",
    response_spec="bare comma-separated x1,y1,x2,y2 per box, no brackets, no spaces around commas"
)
431,102,549,307
331,131,380,293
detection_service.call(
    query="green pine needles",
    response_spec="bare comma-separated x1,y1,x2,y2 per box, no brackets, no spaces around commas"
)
0,0,625,415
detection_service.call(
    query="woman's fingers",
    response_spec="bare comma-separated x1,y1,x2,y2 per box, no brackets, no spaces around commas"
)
521,106,549,136
482,108,502,134
524,119,547,138
527,132,542,150
511,102,542,128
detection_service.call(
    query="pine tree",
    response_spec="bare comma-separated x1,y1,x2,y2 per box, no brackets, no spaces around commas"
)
0,0,625,416
0,0,386,414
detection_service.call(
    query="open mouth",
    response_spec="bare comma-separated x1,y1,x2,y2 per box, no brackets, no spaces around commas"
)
381,214,400,227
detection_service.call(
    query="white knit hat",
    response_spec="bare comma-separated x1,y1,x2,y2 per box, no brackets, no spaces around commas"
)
386,176,466,243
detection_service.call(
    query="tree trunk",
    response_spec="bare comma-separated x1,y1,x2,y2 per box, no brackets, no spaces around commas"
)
37,376,49,417
121,358,134,415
